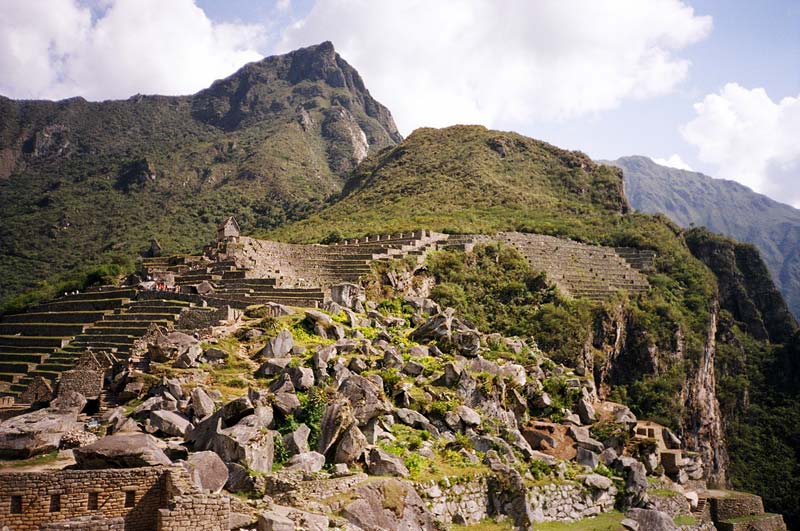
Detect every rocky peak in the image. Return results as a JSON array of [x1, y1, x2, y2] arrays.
[[192, 41, 401, 145]]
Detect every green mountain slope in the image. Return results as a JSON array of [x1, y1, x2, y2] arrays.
[[0, 41, 400, 305], [608, 155, 800, 319], [267, 125, 629, 242]]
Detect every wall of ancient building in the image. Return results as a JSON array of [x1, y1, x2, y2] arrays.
[[0, 468, 165, 531]]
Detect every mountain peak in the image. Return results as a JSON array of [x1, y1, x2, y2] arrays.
[[193, 42, 400, 142]]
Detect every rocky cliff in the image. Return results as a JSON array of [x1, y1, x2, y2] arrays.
[[0, 42, 399, 307]]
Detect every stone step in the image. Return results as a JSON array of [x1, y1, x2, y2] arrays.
[[102, 313, 176, 322], [71, 334, 136, 344], [0, 336, 71, 348], [0, 345, 57, 354], [29, 369, 66, 381], [1, 311, 110, 324], [35, 298, 131, 313], [84, 323, 150, 337], [0, 362, 35, 374], [0, 352, 48, 364], [0, 373, 18, 383], [66, 342, 131, 353], [0, 323, 87, 337], [52, 288, 138, 301], [215, 278, 278, 287], [84, 326, 150, 337]]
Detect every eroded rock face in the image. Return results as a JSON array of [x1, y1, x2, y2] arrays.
[[342, 479, 437, 531], [73, 433, 172, 468]]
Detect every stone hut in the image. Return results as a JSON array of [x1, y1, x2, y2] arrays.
[[216, 217, 240, 242]]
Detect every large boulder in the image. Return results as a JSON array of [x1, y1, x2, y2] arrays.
[[283, 424, 310, 456], [342, 478, 437, 531], [0, 397, 84, 458], [338, 374, 391, 426], [625, 509, 679, 531], [180, 451, 228, 493], [209, 417, 274, 473], [334, 424, 367, 464], [148, 331, 201, 363], [261, 329, 294, 358], [365, 447, 409, 477], [285, 451, 325, 473], [190, 387, 216, 421], [186, 396, 255, 449], [73, 433, 172, 468], [149, 410, 193, 437], [259, 505, 328, 531], [410, 308, 481, 356], [616, 456, 650, 508], [318, 398, 356, 457], [330, 283, 366, 311]]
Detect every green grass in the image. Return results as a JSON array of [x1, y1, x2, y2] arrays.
[[673, 515, 698, 526], [0, 451, 60, 469], [534, 511, 625, 530], [449, 519, 514, 531]]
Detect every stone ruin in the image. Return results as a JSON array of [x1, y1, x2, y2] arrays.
[[0, 466, 229, 531]]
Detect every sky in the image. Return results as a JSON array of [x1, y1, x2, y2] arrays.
[[1, 0, 798, 206]]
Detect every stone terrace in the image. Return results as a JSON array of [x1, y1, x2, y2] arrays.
[[498, 232, 650, 301], [143, 230, 653, 306], [0, 289, 216, 400]]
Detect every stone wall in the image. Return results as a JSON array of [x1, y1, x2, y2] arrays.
[[39, 515, 124, 530], [0, 467, 230, 531], [57, 369, 103, 399], [157, 494, 230, 531], [0, 468, 165, 531], [175, 306, 238, 331], [416, 475, 616, 526], [415, 476, 490, 525], [529, 481, 616, 522]]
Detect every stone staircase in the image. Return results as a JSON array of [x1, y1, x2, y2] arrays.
[[694, 490, 786, 531]]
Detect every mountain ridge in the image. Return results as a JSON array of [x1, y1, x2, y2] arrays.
[[607, 155, 800, 320]]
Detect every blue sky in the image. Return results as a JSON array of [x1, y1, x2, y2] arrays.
[[1, 0, 798, 204]]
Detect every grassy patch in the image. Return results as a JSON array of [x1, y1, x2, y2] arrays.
[[534, 511, 625, 530]]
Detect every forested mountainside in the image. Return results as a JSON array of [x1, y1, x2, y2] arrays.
[[0, 41, 399, 306], [609, 155, 800, 320]]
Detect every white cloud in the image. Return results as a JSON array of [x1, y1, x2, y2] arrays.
[[278, 0, 712, 134], [681, 83, 800, 206], [0, 0, 266, 100], [653, 154, 693, 171]]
